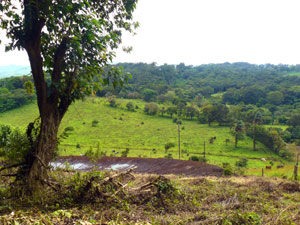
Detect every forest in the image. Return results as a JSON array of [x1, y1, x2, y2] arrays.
[[100, 62, 300, 147]]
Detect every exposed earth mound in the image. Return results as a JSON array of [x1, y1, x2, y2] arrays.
[[52, 156, 223, 177]]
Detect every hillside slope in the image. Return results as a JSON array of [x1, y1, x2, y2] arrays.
[[0, 97, 285, 171]]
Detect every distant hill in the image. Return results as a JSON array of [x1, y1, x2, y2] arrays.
[[0, 65, 31, 78]]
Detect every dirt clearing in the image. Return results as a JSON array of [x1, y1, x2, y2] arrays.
[[52, 156, 223, 177]]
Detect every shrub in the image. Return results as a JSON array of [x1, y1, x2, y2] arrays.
[[84, 147, 106, 160], [126, 102, 135, 112], [85, 147, 93, 157], [76, 144, 81, 148], [189, 155, 207, 163], [235, 158, 248, 168], [0, 125, 30, 164], [107, 95, 118, 107], [165, 153, 173, 159], [222, 211, 261, 225], [222, 162, 233, 176], [92, 120, 99, 127], [121, 148, 130, 157], [64, 126, 74, 132], [164, 142, 175, 153]]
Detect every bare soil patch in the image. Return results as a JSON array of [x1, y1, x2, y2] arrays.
[[53, 156, 223, 177]]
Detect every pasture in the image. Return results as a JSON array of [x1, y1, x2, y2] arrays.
[[0, 97, 294, 176]]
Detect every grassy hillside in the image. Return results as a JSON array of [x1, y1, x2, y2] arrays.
[[0, 97, 290, 174]]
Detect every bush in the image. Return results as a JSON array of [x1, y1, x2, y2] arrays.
[[0, 126, 30, 164], [107, 95, 118, 107], [126, 102, 135, 112], [189, 155, 207, 163], [92, 120, 99, 127], [121, 148, 130, 157], [64, 126, 74, 132], [222, 162, 233, 176], [76, 144, 81, 148], [165, 153, 173, 159], [235, 158, 248, 168], [85, 147, 107, 160], [164, 142, 175, 153], [222, 211, 261, 225]]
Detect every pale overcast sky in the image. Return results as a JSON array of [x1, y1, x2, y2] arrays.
[[1, 0, 300, 66]]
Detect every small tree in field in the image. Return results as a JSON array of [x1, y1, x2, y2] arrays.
[[253, 111, 263, 150], [164, 142, 175, 153], [231, 120, 245, 148], [0, 0, 138, 191]]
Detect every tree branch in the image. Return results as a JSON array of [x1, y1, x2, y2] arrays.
[[35, 155, 48, 169], [0, 174, 18, 177], [52, 36, 69, 83], [58, 66, 79, 116], [23, 0, 48, 112], [0, 163, 25, 172]]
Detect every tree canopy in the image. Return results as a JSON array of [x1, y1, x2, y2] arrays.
[[0, 0, 138, 191]]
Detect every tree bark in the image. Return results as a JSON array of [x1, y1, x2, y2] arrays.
[[19, 105, 62, 191]]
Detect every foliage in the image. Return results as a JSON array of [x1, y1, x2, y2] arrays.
[[189, 155, 207, 163], [222, 162, 233, 176], [246, 125, 285, 154], [64, 126, 74, 132], [289, 114, 300, 128], [92, 120, 99, 127], [202, 104, 230, 126], [144, 102, 160, 115], [126, 101, 135, 111], [235, 158, 248, 168], [164, 142, 175, 153], [107, 95, 118, 108], [0, 124, 30, 164], [0, 0, 138, 187], [231, 120, 245, 148], [222, 211, 261, 225], [165, 153, 173, 159], [121, 148, 130, 157]]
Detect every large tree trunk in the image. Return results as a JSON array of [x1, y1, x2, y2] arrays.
[[20, 106, 62, 191], [18, 2, 71, 192]]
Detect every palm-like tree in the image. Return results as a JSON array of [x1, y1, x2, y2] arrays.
[[253, 111, 263, 150]]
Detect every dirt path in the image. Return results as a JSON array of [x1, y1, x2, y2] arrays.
[[52, 156, 223, 177]]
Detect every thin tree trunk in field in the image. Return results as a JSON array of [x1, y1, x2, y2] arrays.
[[253, 123, 256, 151]]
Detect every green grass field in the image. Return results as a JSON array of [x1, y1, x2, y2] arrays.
[[0, 97, 295, 176]]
